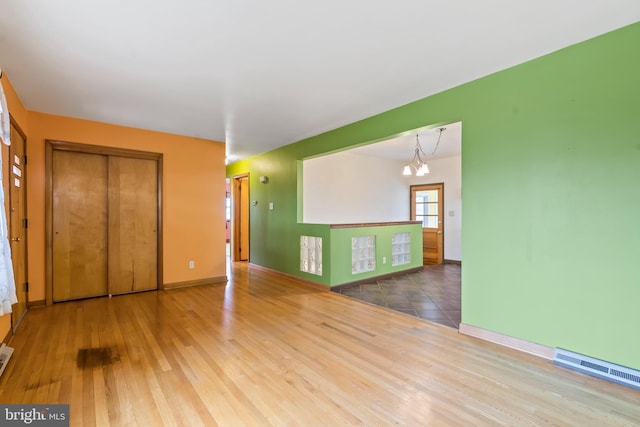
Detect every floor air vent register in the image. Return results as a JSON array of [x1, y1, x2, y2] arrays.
[[554, 348, 640, 390], [0, 343, 14, 378]]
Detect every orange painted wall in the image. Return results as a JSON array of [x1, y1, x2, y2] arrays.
[[26, 112, 227, 302], [1, 74, 28, 340]]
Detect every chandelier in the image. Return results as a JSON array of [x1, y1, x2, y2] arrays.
[[402, 127, 445, 176]]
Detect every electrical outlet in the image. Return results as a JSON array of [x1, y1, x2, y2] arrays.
[[188, 260, 195, 269], [383, 256, 387, 264]]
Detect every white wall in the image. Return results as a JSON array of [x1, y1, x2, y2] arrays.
[[303, 152, 462, 261], [303, 151, 408, 223]]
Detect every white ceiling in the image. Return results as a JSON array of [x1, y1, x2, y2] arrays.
[[350, 121, 461, 162], [0, 1, 638, 162]]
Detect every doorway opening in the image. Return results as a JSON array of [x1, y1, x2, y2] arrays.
[[232, 174, 249, 262], [411, 183, 444, 266], [321, 122, 461, 329]]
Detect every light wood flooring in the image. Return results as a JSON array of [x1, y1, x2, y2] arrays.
[[1, 262, 639, 426]]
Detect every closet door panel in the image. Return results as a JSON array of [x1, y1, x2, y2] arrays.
[[108, 156, 158, 294], [52, 151, 108, 301]]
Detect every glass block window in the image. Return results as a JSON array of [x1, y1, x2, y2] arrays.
[[391, 232, 411, 266], [300, 236, 322, 276], [352, 235, 376, 274]]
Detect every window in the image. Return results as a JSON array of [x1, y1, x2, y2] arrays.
[[414, 189, 439, 228], [391, 232, 411, 266], [352, 235, 376, 274], [300, 236, 322, 276]]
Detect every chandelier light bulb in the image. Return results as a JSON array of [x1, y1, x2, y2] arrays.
[[401, 128, 445, 176]]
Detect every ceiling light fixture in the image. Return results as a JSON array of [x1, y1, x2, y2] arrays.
[[402, 127, 446, 176]]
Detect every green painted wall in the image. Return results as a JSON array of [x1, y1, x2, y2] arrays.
[[227, 22, 640, 369], [329, 224, 423, 285]]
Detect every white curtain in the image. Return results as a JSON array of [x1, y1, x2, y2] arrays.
[[0, 77, 17, 315]]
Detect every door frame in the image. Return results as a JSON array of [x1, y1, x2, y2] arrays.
[[232, 173, 249, 262], [8, 116, 28, 331], [45, 140, 164, 304], [410, 182, 445, 265]]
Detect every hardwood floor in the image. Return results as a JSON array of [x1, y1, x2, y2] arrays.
[[2, 262, 639, 426]]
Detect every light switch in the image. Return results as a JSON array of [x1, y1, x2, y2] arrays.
[[269, 202, 274, 210]]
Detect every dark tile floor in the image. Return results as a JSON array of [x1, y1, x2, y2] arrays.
[[334, 264, 461, 328]]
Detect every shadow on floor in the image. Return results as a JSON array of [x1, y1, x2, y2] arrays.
[[333, 264, 461, 328]]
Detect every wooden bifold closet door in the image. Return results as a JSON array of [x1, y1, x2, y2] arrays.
[[108, 156, 158, 295], [49, 143, 161, 303]]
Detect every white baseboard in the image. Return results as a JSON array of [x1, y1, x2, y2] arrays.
[[459, 323, 554, 360]]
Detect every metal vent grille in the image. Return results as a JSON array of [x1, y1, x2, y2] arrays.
[[611, 369, 640, 384], [554, 348, 640, 390]]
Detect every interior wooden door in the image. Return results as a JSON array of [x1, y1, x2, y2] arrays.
[[411, 183, 444, 266], [52, 150, 109, 301], [8, 122, 28, 330], [108, 156, 158, 295], [233, 175, 249, 261]]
